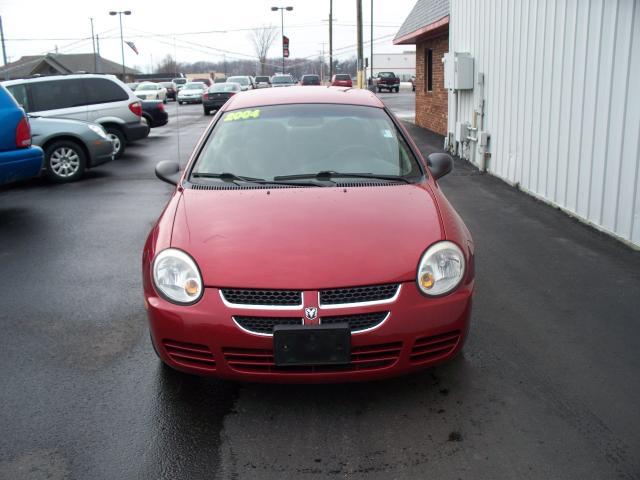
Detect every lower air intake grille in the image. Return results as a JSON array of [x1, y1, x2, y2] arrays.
[[320, 284, 399, 305], [163, 339, 216, 370], [221, 288, 301, 306], [223, 341, 402, 374], [321, 311, 388, 332], [410, 331, 460, 364], [234, 316, 303, 334]]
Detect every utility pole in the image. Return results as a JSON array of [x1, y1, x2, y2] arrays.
[[89, 18, 97, 73], [96, 34, 101, 73], [370, 0, 373, 87], [0, 16, 8, 66], [356, 0, 364, 88], [329, 0, 333, 80], [320, 43, 326, 84]]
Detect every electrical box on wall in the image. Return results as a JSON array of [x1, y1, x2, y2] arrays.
[[443, 52, 474, 90], [455, 122, 469, 142]]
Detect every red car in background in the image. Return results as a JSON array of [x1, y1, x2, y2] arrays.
[[331, 74, 353, 88], [144, 87, 474, 383]]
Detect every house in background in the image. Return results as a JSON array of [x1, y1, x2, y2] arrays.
[[0, 53, 139, 82], [394, 0, 449, 136], [395, 0, 640, 249]]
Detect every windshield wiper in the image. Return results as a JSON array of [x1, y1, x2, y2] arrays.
[[191, 172, 322, 187], [191, 172, 265, 183], [274, 171, 412, 184]]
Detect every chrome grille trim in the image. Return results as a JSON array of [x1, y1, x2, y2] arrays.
[[318, 284, 402, 309], [231, 312, 390, 336], [219, 290, 303, 310]]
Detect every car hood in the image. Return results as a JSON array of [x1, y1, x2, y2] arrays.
[[170, 184, 443, 289]]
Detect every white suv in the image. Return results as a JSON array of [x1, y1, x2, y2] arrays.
[[2, 74, 148, 158]]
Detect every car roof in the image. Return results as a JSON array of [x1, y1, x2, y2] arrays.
[[224, 86, 384, 110], [2, 73, 119, 86]]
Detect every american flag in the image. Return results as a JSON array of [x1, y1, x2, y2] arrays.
[[125, 41, 139, 55]]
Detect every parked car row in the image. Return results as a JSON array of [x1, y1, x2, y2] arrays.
[[1, 73, 169, 185]]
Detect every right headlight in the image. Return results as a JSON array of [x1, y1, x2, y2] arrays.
[[417, 241, 466, 296], [152, 248, 203, 304]]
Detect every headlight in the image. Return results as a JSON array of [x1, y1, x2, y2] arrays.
[[152, 248, 203, 304], [417, 241, 466, 296], [88, 124, 108, 139]]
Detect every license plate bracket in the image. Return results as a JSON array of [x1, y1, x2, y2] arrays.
[[273, 323, 351, 366]]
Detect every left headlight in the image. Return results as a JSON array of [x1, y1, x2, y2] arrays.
[[417, 241, 466, 296], [88, 124, 108, 139], [152, 248, 203, 304]]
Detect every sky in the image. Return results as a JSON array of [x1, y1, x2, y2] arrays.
[[0, 0, 417, 73]]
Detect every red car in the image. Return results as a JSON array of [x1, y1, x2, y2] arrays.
[[331, 74, 353, 88], [144, 87, 474, 383]]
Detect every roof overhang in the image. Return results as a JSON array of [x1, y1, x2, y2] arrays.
[[393, 15, 449, 45]]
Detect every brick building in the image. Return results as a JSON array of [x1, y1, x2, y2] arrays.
[[394, 0, 449, 136]]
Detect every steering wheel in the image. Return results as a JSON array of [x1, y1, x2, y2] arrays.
[[326, 144, 382, 168]]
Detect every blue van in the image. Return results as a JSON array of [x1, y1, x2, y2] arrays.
[[0, 84, 43, 185]]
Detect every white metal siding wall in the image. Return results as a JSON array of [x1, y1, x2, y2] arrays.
[[449, 0, 640, 247]]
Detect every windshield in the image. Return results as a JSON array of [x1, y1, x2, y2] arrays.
[[272, 76, 293, 84], [191, 104, 422, 182], [255, 76, 269, 83], [138, 84, 158, 91], [184, 83, 205, 90], [227, 77, 249, 85], [173, 78, 187, 84], [378, 72, 395, 78], [335, 74, 351, 81], [210, 83, 240, 92]]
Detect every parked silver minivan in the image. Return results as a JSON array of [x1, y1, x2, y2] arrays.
[[2, 74, 148, 158]]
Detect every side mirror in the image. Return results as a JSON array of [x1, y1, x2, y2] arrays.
[[155, 161, 181, 186], [427, 153, 453, 179]]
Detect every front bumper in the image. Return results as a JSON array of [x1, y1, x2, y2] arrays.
[[178, 96, 202, 103], [87, 139, 115, 168], [146, 282, 473, 383]]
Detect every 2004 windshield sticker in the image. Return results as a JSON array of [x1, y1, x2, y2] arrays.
[[224, 109, 261, 122]]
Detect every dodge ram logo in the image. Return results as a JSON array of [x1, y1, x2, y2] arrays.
[[304, 307, 318, 320]]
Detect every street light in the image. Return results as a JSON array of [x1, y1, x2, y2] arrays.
[[271, 6, 293, 74], [109, 10, 131, 80]]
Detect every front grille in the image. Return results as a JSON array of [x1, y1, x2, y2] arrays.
[[223, 341, 402, 374], [409, 331, 460, 364], [321, 311, 388, 332], [234, 316, 303, 334], [163, 339, 216, 370], [233, 312, 387, 335], [320, 284, 399, 305], [221, 288, 301, 306]]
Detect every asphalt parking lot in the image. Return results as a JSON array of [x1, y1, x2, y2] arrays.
[[1, 96, 639, 479]]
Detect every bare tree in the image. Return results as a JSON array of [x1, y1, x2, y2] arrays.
[[155, 54, 178, 74], [250, 25, 277, 75]]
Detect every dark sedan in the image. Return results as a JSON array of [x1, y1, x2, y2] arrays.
[[160, 82, 177, 101], [141, 100, 169, 128], [202, 82, 241, 115], [300, 74, 321, 86]]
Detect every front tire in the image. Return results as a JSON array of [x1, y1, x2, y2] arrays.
[[203, 107, 211, 115], [45, 140, 86, 183], [105, 126, 126, 159]]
